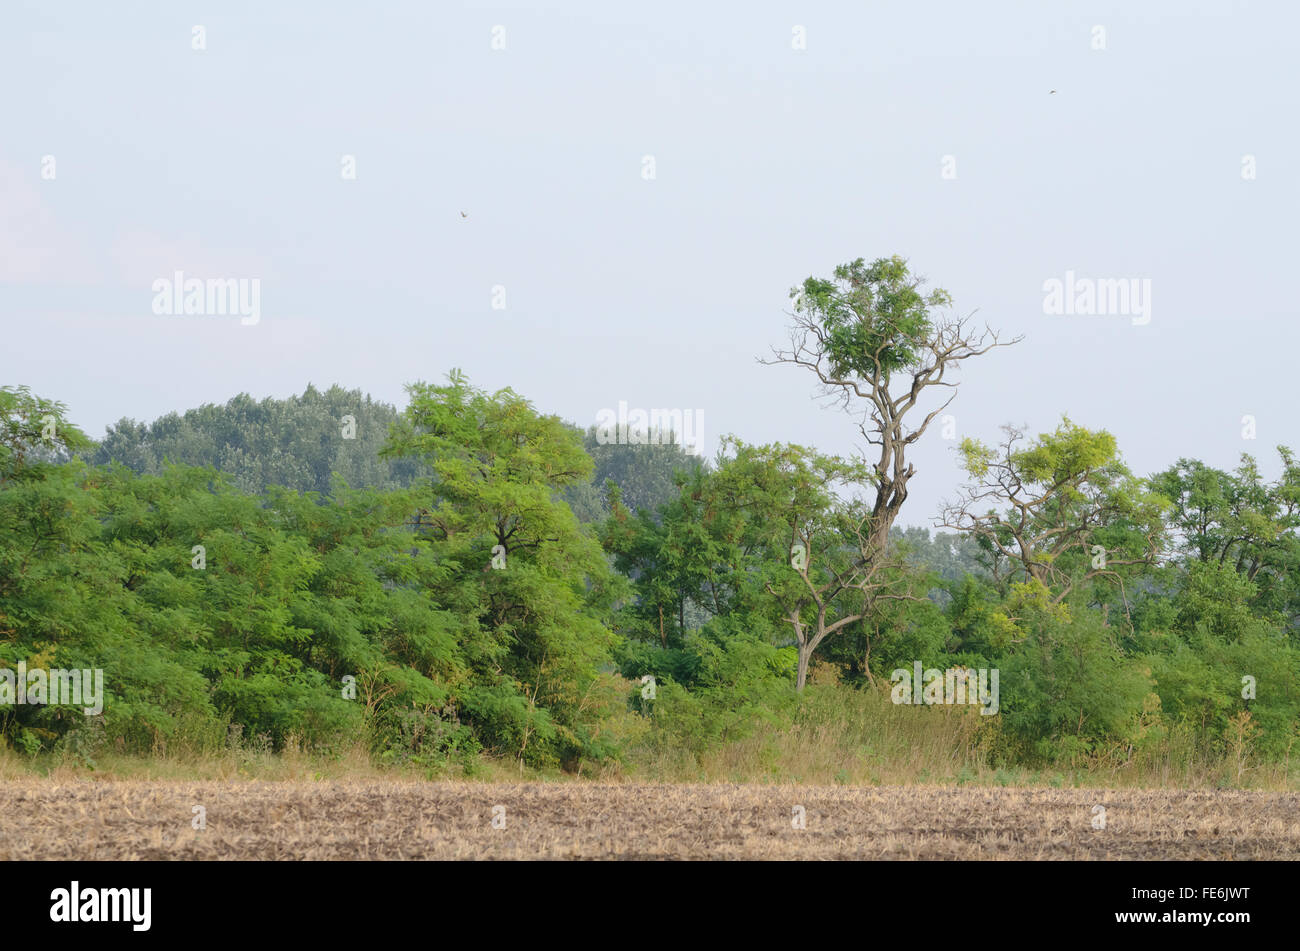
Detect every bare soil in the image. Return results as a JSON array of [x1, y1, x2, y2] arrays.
[[2, 781, 1297, 860]]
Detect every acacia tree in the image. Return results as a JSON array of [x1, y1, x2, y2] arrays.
[[761, 257, 1015, 680], [1151, 450, 1300, 621], [1152, 451, 1300, 577], [0, 385, 91, 483], [940, 418, 1168, 617], [381, 370, 622, 766], [765, 256, 1017, 555], [705, 439, 900, 690], [602, 437, 918, 690]]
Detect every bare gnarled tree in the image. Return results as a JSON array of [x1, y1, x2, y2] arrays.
[[761, 256, 1019, 686], [764, 255, 1019, 557]]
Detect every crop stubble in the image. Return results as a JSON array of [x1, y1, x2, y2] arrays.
[[1, 781, 1296, 860]]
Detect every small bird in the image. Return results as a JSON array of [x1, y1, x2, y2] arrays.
[[460, 211, 468, 218], [1049, 90, 1056, 95]]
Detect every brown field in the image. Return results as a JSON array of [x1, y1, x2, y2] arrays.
[[2, 781, 1299, 860]]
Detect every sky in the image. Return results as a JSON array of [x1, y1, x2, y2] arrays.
[[3, 0, 1297, 527]]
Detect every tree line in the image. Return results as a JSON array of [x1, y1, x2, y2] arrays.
[[2, 256, 1296, 774]]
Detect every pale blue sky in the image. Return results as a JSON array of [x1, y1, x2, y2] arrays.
[[3, 0, 1296, 524]]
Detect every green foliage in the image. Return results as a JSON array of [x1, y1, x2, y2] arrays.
[[1140, 562, 1300, 758], [1152, 450, 1300, 620], [996, 604, 1153, 764], [892, 526, 989, 587], [88, 384, 424, 496], [382, 371, 625, 767], [4, 374, 1297, 781], [629, 615, 798, 757], [1, 385, 93, 480], [948, 418, 1168, 603], [566, 426, 705, 522], [792, 256, 952, 380]]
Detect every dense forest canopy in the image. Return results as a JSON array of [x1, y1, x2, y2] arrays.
[[3, 258, 1297, 776]]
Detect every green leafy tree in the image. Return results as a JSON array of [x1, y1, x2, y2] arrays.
[[382, 371, 624, 767], [90, 384, 424, 496], [1152, 450, 1300, 622], [1, 385, 92, 481], [942, 418, 1168, 614], [996, 603, 1153, 764], [567, 425, 705, 523], [709, 439, 910, 690]]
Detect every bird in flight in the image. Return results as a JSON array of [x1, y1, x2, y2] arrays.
[[460, 211, 468, 218], [1049, 90, 1056, 95]]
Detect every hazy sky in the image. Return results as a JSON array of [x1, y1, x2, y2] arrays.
[[3, 1, 1296, 526]]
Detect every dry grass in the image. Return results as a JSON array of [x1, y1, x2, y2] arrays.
[[618, 683, 1300, 791], [2, 779, 1297, 859]]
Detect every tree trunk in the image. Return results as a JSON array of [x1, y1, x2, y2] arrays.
[[796, 644, 811, 692]]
